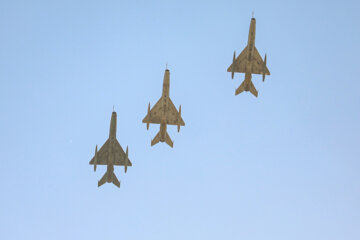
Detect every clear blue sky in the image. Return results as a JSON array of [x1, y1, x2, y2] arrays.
[[1, 0, 359, 239]]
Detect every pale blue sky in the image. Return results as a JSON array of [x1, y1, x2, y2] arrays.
[[1, 0, 360, 239]]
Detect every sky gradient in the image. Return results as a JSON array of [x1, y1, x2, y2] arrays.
[[1, 0, 360, 239]]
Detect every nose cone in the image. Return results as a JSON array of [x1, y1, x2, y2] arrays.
[[251, 18, 256, 26], [163, 69, 170, 84], [109, 111, 117, 138], [111, 112, 117, 123], [164, 69, 170, 78]]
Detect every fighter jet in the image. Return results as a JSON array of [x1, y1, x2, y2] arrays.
[[89, 111, 132, 188], [227, 16, 270, 97], [142, 68, 185, 147]]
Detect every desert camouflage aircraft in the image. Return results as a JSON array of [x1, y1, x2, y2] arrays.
[[227, 16, 270, 97], [142, 68, 185, 148], [89, 111, 131, 188]]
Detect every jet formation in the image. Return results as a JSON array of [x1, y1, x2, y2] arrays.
[[89, 111, 132, 188], [227, 16, 270, 97], [142, 68, 185, 148], [89, 15, 270, 188]]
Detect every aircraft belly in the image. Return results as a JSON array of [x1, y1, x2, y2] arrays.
[[145, 68, 183, 148], [231, 17, 267, 97], [91, 110, 131, 188]]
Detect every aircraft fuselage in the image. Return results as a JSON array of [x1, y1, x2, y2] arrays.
[[90, 111, 128, 188], [159, 122, 167, 142], [109, 112, 117, 138], [159, 70, 170, 142], [144, 68, 183, 148], [243, 73, 252, 92], [228, 16, 269, 98], [162, 70, 170, 98], [106, 164, 114, 182], [247, 18, 256, 62], [106, 112, 117, 183]]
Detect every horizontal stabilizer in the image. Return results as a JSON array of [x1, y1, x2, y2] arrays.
[[235, 80, 246, 96], [97, 171, 120, 188], [112, 173, 120, 188], [98, 172, 108, 187], [249, 81, 258, 97], [165, 132, 173, 148], [151, 131, 173, 147], [151, 132, 161, 146], [235, 79, 258, 97]]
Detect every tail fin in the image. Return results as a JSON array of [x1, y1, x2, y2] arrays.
[[151, 132, 161, 146], [165, 132, 173, 148]]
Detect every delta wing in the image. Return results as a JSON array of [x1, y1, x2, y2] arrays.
[[166, 99, 185, 126], [89, 140, 110, 165], [251, 47, 270, 75], [89, 140, 132, 166], [227, 46, 248, 73], [142, 98, 163, 124]]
